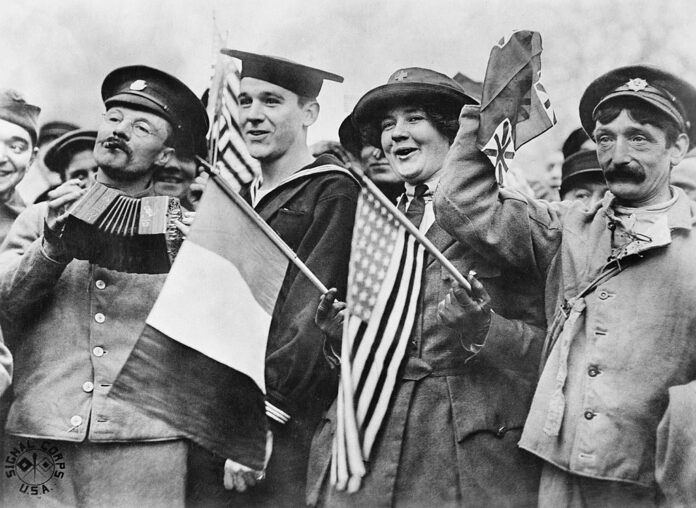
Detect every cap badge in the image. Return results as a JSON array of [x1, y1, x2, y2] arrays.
[[625, 78, 648, 92], [129, 80, 148, 91], [394, 70, 408, 82]]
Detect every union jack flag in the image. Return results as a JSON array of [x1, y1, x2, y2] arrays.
[[477, 30, 557, 185], [332, 185, 425, 492]]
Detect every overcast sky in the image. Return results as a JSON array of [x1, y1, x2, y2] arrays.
[[3, 0, 696, 172]]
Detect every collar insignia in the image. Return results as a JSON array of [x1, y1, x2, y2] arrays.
[[625, 78, 648, 92], [129, 80, 148, 91]]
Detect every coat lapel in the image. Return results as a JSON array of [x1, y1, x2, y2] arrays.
[[424, 221, 456, 268]]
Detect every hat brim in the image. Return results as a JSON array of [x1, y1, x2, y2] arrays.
[[560, 168, 605, 197], [354, 82, 475, 125], [580, 65, 696, 149]]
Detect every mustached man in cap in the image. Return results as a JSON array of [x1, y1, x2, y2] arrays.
[[0, 90, 40, 245], [185, 50, 360, 507], [0, 65, 207, 507], [435, 64, 696, 505]]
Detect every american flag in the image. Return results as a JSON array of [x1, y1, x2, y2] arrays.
[[332, 185, 425, 492], [207, 50, 260, 190]]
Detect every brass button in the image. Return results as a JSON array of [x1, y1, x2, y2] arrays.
[[70, 415, 83, 427], [588, 366, 600, 377], [95, 280, 106, 290], [93, 346, 105, 357], [94, 313, 105, 323], [82, 381, 94, 393], [584, 410, 596, 420]]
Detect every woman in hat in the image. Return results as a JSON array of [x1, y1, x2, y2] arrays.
[[308, 68, 545, 507]]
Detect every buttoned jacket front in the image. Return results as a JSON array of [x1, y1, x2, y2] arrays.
[[0, 197, 179, 443], [435, 116, 696, 488]]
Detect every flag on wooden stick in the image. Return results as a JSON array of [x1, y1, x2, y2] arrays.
[[331, 183, 426, 492], [207, 46, 260, 189], [477, 30, 557, 185]]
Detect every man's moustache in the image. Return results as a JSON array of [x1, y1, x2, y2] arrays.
[[102, 137, 131, 155], [604, 165, 645, 182]]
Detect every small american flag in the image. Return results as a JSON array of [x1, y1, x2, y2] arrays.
[[332, 185, 425, 492], [207, 50, 260, 190]]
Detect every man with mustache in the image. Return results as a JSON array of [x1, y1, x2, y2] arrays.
[[187, 50, 359, 508], [0, 90, 40, 245], [0, 65, 208, 507], [435, 65, 696, 505]]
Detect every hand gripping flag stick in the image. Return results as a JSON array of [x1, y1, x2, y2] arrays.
[[197, 156, 329, 295], [350, 167, 471, 293]]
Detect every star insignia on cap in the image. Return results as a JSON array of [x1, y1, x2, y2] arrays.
[[394, 70, 408, 81], [625, 78, 648, 92], [129, 80, 148, 91]]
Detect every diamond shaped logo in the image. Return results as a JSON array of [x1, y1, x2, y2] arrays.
[[17, 457, 32, 472]]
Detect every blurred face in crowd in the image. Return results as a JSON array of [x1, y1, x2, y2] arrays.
[[0, 118, 35, 199], [594, 109, 688, 207], [239, 77, 317, 163], [359, 145, 400, 185], [64, 149, 98, 186], [380, 105, 450, 185], [153, 155, 197, 200], [545, 151, 563, 192], [561, 177, 607, 208], [94, 106, 173, 182]]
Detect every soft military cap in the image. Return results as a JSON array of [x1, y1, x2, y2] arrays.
[[43, 129, 97, 175], [37, 121, 79, 147], [0, 89, 41, 146], [221, 49, 343, 98], [560, 149, 604, 197], [580, 65, 696, 149], [101, 65, 209, 157]]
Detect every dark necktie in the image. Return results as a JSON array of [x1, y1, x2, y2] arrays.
[[404, 184, 428, 228]]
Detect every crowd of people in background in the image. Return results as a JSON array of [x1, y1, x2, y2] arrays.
[[0, 42, 695, 508]]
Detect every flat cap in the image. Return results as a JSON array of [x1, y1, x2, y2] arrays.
[[37, 121, 79, 147], [0, 89, 41, 146], [560, 149, 604, 197], [580, 65, 696, 149], [102, 65, 209, 158], [221, 49, 343, 98], [44, 129, 97, 175]]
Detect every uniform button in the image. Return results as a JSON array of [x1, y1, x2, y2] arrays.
[[82, 381, 94, 393], [598, 290, 609, 300], [495, 426, 508, 438], [588, 366, 600, 377], [70, 415, 83, 427], [95, 280, 106, 290], [584, 410, 596, 420], [93, 346, 105, 357], [94, 313, 105, 323]]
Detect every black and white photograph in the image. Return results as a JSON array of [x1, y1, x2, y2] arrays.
[[0, 0, 695, 506]]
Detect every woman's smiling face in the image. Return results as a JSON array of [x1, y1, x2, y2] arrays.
[[380, 105, 450, 185]]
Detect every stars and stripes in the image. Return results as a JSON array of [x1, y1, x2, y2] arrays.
[[207, 51, 260, 190], [332, 186, 425, 492]]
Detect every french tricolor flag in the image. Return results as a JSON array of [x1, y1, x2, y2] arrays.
[[109, 168, 287, 470]]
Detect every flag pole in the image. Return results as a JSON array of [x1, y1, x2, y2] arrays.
[[196, 157, 329, 295], [351, 168, 471, 292]]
